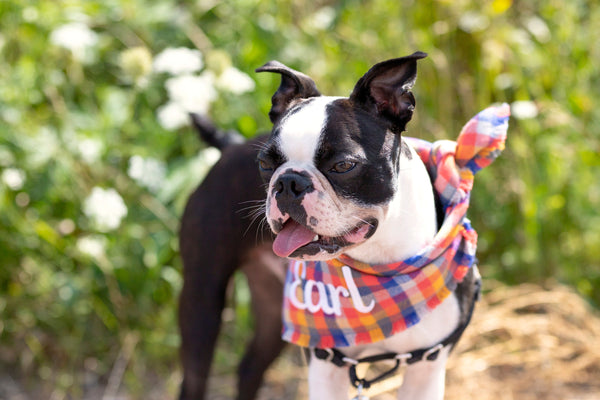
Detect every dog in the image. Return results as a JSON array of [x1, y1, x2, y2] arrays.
[[178, 114, 285, 400], [179, 52, 507, 399]]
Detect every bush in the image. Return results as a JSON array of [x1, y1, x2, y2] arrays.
[[0, 0, 598, 396]]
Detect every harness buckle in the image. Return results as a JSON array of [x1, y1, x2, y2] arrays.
[[422, 343, 444, 361]]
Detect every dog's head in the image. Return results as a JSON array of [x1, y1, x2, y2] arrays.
[[256, 52, 427, 260]]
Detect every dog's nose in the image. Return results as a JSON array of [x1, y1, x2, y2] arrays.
[[273, 172, 313, 200]]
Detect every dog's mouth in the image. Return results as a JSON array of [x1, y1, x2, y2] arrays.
[[272, 218, 378, 259]]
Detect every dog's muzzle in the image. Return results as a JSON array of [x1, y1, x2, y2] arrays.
[[267, 168, 378, 259]]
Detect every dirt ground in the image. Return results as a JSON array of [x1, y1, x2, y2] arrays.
[[1, 282, 599, 399], [208, 282, 600, 400]]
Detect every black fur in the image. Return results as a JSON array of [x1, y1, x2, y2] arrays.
[[178, 134, 286, 400], [189, 112, 245, 150]]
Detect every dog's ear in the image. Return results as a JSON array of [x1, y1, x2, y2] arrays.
[[350, 51, 427, 133], [256, 61, 321, 124]]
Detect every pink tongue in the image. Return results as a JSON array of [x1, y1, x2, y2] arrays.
[[272, 220, 316, 258]]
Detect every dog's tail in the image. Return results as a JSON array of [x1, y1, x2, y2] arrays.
[[189, 112, 246, 150]]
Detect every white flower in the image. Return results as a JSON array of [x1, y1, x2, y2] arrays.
[[306, 7, 336, 31], [153, 47, 203, 75], [76, 236, 106, 259], [510, 29, 534, 51], [83, 187, 128, 231], [128, 155, 167, 192], [525, 16, 551, 43], [161, 266, 182, 289], [258, 14, 276, 31], [22, 7, 39, 23], [494, 73, 514, 90], [156, 101, 189, 130], [432, 21, 450, 36], [458, 11, 489, 33], [217, 66, 256, 94], [2, 168, 26, 190], [120, 46, 153, 85], [511, 100, 538, 120], [157, 72, 218, 130], [77, 138, 103, 164], [25, 127, 59, 168], [199, 147, 221, 169], [156, 72, 217, 131], [166, 72, 217, 112], [58, 219, 76, 235], [50, 22, 98, 61]]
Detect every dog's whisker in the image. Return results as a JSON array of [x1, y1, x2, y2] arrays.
[[245, 208, 267, 229], [238, 199, 265, 205], [350, 216, 375, 227], [240, 211, 265, 226], [256, 216, 271, 245], [246, 213, 265, 232], [243, 215, 262, 238], [250, 142, 270, 152], [237, 205, 267, 219], [236, 201, 266, 216], [249, 212, 270, 245], [236, 204, 261, 214], [239, 200, 269, 239], [237, 199, 266, 210]]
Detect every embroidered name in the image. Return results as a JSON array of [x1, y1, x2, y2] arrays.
[[287, 261, 375, 315]]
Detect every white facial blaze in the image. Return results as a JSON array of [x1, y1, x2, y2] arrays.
[[277, 96, 340, 163]]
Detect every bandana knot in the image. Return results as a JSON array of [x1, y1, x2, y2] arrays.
[[281, 104, 510, 348]]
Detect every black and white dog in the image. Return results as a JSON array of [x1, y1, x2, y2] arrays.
[[179, 52, 480, 400]]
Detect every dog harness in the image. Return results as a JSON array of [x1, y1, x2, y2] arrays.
[[281, 104, 510, 350]]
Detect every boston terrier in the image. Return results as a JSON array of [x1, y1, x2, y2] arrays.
[[179, 52, 505, 400]]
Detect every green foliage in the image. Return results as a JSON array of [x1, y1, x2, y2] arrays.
[[0, 0, 599, 396]]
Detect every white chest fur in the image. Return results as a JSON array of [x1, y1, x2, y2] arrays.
[[345, 143, 438, 265]]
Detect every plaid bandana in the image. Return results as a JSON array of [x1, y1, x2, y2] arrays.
[[281, 104, 510, 348]]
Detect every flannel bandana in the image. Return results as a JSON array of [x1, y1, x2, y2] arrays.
[[281, 104, 510, 348]]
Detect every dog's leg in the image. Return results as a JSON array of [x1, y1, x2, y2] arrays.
[[308, 358, 351, 400], [236, 248, 287, 400], [395, 346, 450, 400], [178, 258, 235, 400], [178, 273, 231, 399], [178, 184, 243, 400]]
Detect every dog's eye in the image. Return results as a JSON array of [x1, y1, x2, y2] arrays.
[[258, 159, 273, 171], [331, 161, 356, 174]]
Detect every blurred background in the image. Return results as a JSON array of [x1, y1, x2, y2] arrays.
[[1, 0, 599, 399]]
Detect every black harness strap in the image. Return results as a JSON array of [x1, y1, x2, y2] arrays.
[[314, 278, 481, 389]]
